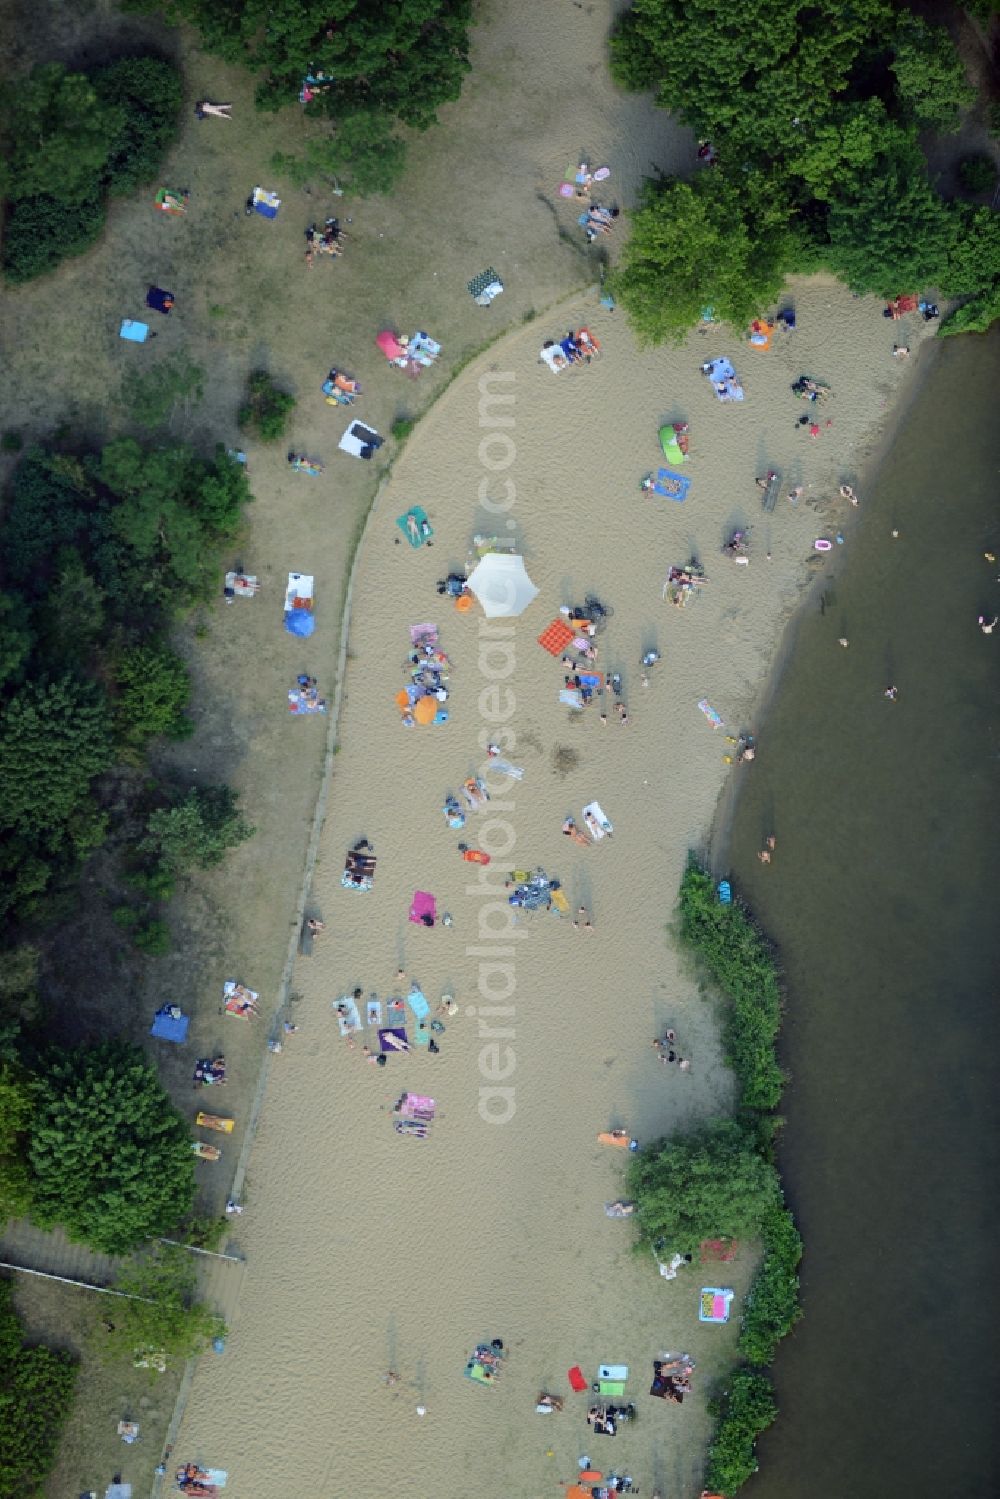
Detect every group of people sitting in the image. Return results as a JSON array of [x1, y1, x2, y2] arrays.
[[305, 218, 347, 267], [588, 1401, 637, 1435], [791, 375, 830, 402], [540, 327, 602, 371], [583, 204, 619, 241], [175, 1464, 220, 1497], [650, 1354, 695, 1403], [342, 838, 376, 890], [193, 1056, 226, 1086]]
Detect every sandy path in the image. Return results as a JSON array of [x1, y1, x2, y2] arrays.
[[172, 279, 930, 1497]]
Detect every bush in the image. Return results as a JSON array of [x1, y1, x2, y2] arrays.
[[238, 371, 296, 441], [0, 434, 22, 453], [0, 678, 113, 838], [628, 1119, 783, 1256], [739, 1205, 803, 1366], [677, 861, 784, 1113], [141, 785, 254, 872], [958, 154, 996, 195], [115, 643, 192, 750], [28, 1041, 195, 1253], [391, 416, 416, 442], [2, 191, 106, 284], [705, 1368, 778, 1496], [0, 1281, 78, 1499], [92, 57, 183, 196], [103, 1246, 224, 1367], [132, 919, 172, 956]]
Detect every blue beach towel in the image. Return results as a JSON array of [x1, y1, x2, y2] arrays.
[[407, 987, 430, 1021]]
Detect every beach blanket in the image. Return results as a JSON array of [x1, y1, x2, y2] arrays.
[[567, 1365, 588, 1392], [699, 1287, 735, 1323], [406, 987, 430, 1021], [599, 1364, 628, 1381], [288, 687, 326, 714], [703, 356, 745, 402], [648, 468, 691, 503], [409, 891, 437, 926], [394, 1118, 429, 1137], [150, 1006, 189, 1043], [338, 421, 383, 458], [396, 506, 433, 548], [411, 1022, 430, 1047], [119, 319, 150, 343], [560, 688, 583, 710], [760, 471, 782, 512], [599, 1380, 626, 1397], [397, 1091, 435, 1119], [409, 622, 438, 645], [538, 618, 576, 656], [252, 187, 280, 218], [223, 980, 259, 1019], [334, 994, 362, 1035], [155, 188, 187, 215], [698, 698, 724, 729], [342, 842, 375, 890], [469, 267, 504, 304], [379, 1026, 409, 1054], [583, 800, 613, 839], [284, 573, 315, 638], [366, 999, 383, 1027], [540, 343, 569, 373]]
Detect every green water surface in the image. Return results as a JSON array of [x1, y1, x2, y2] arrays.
[[725, 328, 1000, 1498]]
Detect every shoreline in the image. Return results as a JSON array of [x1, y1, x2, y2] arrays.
[[167, 275, 942, 1498], [709, 326, 947, 875]]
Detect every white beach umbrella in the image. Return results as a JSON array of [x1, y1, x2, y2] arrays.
[[466, 552, 539, 618]]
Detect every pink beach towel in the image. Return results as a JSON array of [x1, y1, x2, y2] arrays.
[[409, 891, 437, 925]]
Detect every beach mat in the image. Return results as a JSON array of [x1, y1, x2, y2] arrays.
[[583, 800, 613, 838], [538, 619, 575, 656], [366, 999, 382, 1027], [699, 1287, 735, 1323], [406, 988, 430, 1021], [396, 505, 433, 548], [599, 1380, 626, 1397], [599, 1364, 628, 1381], [567, 1365, 588, 1392], [409, 891, 437, 925], [651, 467, 691, 503], [378, 1027, 409, 1053]]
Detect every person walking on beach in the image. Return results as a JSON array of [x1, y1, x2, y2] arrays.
[[884, 684, 898, 700]]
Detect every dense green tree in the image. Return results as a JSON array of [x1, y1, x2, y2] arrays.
[[824, 141, 957, 295], [92, 57, 183, 195], [739, 1206, 803, 1367], [0, 64, 120, 203], [33, 553, 106, 673], [0, 595, 33, 689], [141, 786, 254, 872], [939, 204, 1000, 297], [28, 1042, 194, 1253], [97, 441, 250, 604], [611, 0, 891, 164], [0, 1066, 34, 1220], [608, 172, 795, 343], [0, 679, 112, 838], [145, 0, 472, 121], [104, 1246, 225, 1366], [628, 1119, 783, 1255], [2, 452, 99, 597], [1, 192, 107, 283], [890, 15, 974, 133], [115, 643, 192, 750], [0, 1281, 78, 1499]]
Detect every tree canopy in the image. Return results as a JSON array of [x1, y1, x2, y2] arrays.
[[627, 1119, 782, 1256], [28, 1042, 195, 1254], [141, 786, 254, 872], [1, 58, 181, 282], [610, 0, 996, 338], [134, 0, 473, 192]]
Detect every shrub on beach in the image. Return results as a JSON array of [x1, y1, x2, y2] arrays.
[[101, 1245, 224, 1367], [238, 371, 297, 442], [705, 1368, 778, 1496], [739, 1205, 803, 1366]]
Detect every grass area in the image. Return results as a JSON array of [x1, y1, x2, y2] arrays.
[[6, 1273, 182, 1496]]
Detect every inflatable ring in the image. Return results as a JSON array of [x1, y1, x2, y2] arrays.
[[814, 539, 832, 552], [455, 593, 473, 612]]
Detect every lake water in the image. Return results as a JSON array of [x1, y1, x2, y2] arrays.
[[723, 328, 1000, 1498]]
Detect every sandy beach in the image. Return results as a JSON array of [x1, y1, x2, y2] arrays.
[[169, 277, 931, 1497], [0, 3, 943, 1494]]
